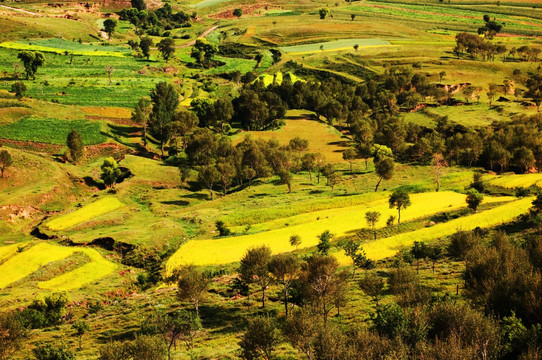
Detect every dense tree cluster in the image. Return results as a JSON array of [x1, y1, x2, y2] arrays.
[[119, 2, 192, 37]]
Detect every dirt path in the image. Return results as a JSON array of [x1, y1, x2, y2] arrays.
[[175, 25, 218, 48], [0, 4, 42, 16]]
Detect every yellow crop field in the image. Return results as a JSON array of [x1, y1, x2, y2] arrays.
[[335, 197, 534, 264], [166, 191, 513, 271], [0, 244, 19, 263], [488, 173, 542, 189], [38, 248, 117, 291], [0, 41, 129, 57], [46, 197, 124, 231], [0, 243, 75, 289], [0, 243, 117, 290]]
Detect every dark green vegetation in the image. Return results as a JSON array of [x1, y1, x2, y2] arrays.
[[2, 0, 542, 358]]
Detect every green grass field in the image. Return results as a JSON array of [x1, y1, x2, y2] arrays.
[[46, 196, 125, 231], [166, 191, 512, 270], [0, 117, 105, 145], [279, 38, 392, 54]]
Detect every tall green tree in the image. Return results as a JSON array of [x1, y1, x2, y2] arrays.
[[268, 254, 299, 316], [190, 39, 218, 68], [66, 129, 83, 163], [17, 51, 45, 79], [239, 245, 272, 307], [157, 38, 175, 62], [365, 211, 381, 240], [239, 317, 280, 360], [132, 97, 152, 147], [149, 82, 179, 156], [466, 189, 483, 212], [374, 157, 394, 192], [176, 265, 210, 318], [103, 18, 118, 39], [10, 81, 26, 100], [0, 150, 13, 178], [317, 230, 333, 255], [72, 320, 90, 350], [388, 189, 411, 224], [197, 164, 220, 200], [140, 37, 153, 60]]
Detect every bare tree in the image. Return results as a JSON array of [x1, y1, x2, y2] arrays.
[[105, 66, 114, 89]]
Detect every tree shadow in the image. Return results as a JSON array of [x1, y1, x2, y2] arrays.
[[160, 200, 190, 206]]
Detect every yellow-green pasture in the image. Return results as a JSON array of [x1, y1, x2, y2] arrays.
[[488, 173, 542, 189], [336, 196, 534, 264], [166, 191, 513, 271], [0, 242, 117, 290], [46, 196, 124, 231]]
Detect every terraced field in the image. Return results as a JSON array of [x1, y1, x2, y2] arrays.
[[279, 38, 392, 55], [0, 243, 116, 290], [488, 173, 542, 189], [166, 191, 514, 270], [46, 196, 125, 231]]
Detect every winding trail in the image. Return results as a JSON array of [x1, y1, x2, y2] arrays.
[[176, 25, 218, 48], [0, 4, 42, 16]]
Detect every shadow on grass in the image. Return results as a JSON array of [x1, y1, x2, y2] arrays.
[[161, 200, 190, 206]]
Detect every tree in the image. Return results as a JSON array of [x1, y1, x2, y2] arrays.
[[365, 211, 381, 240], [268, 254, 299, 316], [33, 344, 75, 360], [131, 0, 146, 10], [72, 320, 90, 350], [388, 189, 411, 224], [157, 38, 175, 62], [290, 234, 301, 250], [283, 308, 319, 360], [359, 273, 385, 307], [142, 309, 201, 360], [217, 159, 236, 196], [319, 8, 329, 19], [233, 8, 242, 18], [351, 14, 356, 21], [342, 147, 356, 173], [100, 157, 122, 188], [176, 265, 210, 318], [239, 317, 281, 360], [432, 152, 447, 192], [105, 66, 114, 89], [0, 150, 13, 178], [374, 157, 394, 192], [466, 189, 483, 212], [98, 336, 166, 360], [439, 71, 446, 82], [198, 164, 220, 200], [303, 254, 349, 323], [190, 39, 218, 68], [171, 109, 198, 150], [149, 82, 179, 156], [317, 230, 333, 255], [239, 246, 272, 307], [10, 81, 26, 100], [0, 312, 25, 360], [140, 37, 153, 60], [103, 18, 117, 39], [66, 129, 83, 163], [410, 241, 428, 274], [17, 51, 45, 79], [353, 43, 359, 51], [132, 97, 152, 147], [426, 245, 443, 273]]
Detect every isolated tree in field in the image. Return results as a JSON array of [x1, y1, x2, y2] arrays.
[[66, 129, 84, 163], [0, 150, 13, 178], [132, 97, 152, 147], [343, 147, 356, 173], [351, 14, 356, 21], [149, 82, 179, 156], [233, 8, 242, 18], [239, 317, 280, 360], [341, 239, 362, 274], [0, 311, 25, 360], [103, 18, 117, 39], [374, 157, 394, 192], [17, 51, 45, 79], [432, 152, 447, 192], [176, 265, 210, 318], [10, 81, 26, 100], [426, 245, 443, 273], [327, 171, 342, 191], [157, 38, 175, 62], [289, 234, 301, 250], [239, 246, 272, 308], [353, 44, 359, 52], [140, 36, 153, 60], [439, 71, 446, 82], [72, 320, 89, 350], [198, 164, 220, 200], [365, 211, 381, 240], [268, 253, 299, 316], [466, 189, 483, 212], [100, 157, 122, 188], [104, 66, 114, 89], [388, 189, 411, 224], [301, 153, 317, 181], [358, 273, 385, 307], [319, 8, 329, 19], [317, 230, 333, 255]]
